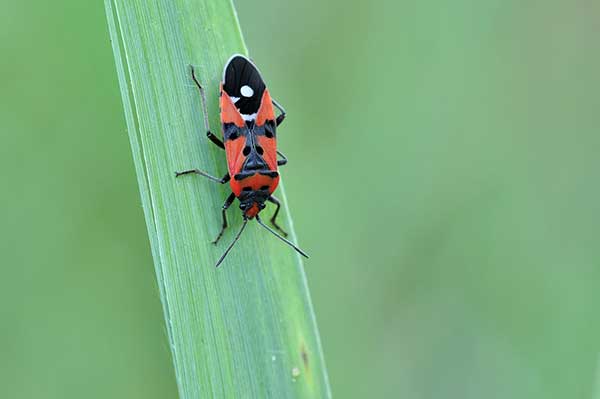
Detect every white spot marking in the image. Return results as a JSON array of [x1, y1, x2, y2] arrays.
[[241, 85, 254, 97], [241, 113, 257, 121], [230, 96, 240, 104]]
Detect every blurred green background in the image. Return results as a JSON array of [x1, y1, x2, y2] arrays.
[[2, 0, 599, 398]]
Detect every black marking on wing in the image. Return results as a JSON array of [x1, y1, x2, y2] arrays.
[[240, 127, 268, 171], [263, 120, 276, 138], [223, 55, 266, 116], [223, 123, 243, 141]]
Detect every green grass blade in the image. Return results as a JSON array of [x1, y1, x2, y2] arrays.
[[104, 0, 331, 397]]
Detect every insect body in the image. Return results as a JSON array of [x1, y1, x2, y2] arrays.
[[176, 55, 308, 267]]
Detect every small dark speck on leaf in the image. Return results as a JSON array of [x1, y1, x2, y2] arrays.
[[301, 343, 309, 369]]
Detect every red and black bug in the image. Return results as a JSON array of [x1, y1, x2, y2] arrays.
[[176, 55, 309, 267]]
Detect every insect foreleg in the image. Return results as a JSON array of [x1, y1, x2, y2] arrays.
[[267, 195, 288, 237], [213, 192, 236, 244]]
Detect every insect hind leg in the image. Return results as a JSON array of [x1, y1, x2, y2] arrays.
[[272, 98, 286, 127], [189, 65, 224, 150], [276, 150, 288, 166]]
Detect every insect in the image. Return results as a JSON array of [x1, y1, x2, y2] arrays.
[[176, 54, 309, 267]]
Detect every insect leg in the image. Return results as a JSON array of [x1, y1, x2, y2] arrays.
[[272, 98, 286, 127], [190, 65, 225, 150], [213, 192, 236, 244], [175, 170, 230, 184], [206, 132, 224, 149], [267, 195, 288, 237], [276, 150, 288, 167]]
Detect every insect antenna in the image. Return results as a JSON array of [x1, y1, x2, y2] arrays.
[[215, 218, 249, 267], [255, 215, 309, 259]]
